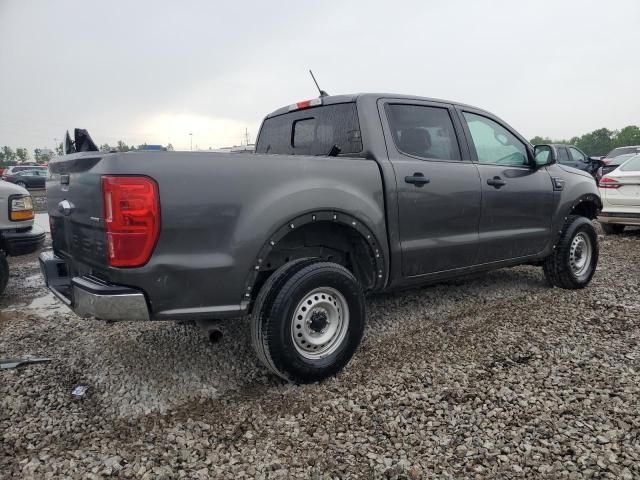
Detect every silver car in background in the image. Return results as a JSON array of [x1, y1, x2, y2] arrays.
[[598, 154, 640, 234]]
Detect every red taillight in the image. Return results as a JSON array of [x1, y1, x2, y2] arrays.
[[599, 176, 620, 189], [288, 98, 322, 111], [101, 176, 160, 267]]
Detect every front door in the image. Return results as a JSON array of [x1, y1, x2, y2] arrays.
[[382, 101, 482, 277], [459, 110, 555, 263]]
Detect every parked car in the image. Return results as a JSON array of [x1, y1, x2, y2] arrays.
[[535, 144, 602, 178], [600, 153, 636, 177], [2, 165, 48, 181], [40, 94, 602, 383], [4, 169, 47, 189], [598, 154, 640, 234], [0, 182, 46, 294], [602, 145, 640, 163]]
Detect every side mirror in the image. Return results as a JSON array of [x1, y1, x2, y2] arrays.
[[533, 145, 554, 168]]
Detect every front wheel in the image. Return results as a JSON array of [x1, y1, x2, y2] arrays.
[[543, 215, 598, 289], [252, 260, 366, 383], [16, 181, 27, 188], [601, 223, 625, 235]]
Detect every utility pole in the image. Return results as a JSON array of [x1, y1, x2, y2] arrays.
[[189, 133, 193, 151], [244, 128, 250, 146]]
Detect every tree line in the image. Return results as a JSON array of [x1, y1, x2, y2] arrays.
[[2, 126, 639, 165], [0, 142, 174, 167], [530, 125, 640, 157]]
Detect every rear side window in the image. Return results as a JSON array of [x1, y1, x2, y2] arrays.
[[256, 103, 362, 156], [386, 104, 461, 161]]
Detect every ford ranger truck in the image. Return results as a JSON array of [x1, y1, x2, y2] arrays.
[[40, 94, 602, 383]]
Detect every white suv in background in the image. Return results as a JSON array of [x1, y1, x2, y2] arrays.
[[598, 154, 640, 234]]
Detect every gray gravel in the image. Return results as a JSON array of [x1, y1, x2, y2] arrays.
[[1, 225, 640, 479]]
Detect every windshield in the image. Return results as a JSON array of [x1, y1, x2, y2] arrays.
[[256, 103, 362, 156], [620, 154, 640, 172]]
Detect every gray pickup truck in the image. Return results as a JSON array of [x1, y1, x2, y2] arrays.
[[40, 93, 601, 383]]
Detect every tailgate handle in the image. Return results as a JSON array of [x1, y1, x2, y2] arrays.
[[58, 200, 75, 216]]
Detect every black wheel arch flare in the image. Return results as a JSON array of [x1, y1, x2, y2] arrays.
[[552, 193, 602, 248], [242, 210, 386, 303]]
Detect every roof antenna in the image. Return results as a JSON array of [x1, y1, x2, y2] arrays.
[[309, 69, 329, 97]]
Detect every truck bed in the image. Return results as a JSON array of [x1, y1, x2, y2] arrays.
[[46, 151, 386, 319]]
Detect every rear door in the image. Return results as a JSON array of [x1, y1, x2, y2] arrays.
[[458, 108, 554, 263], [380, 100, 481, 276]]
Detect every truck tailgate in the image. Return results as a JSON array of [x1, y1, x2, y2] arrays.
[[48, 153, 109, 273]]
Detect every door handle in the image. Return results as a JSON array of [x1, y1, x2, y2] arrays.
[[405, 172, 430, 186], [487, 176, 506, 188]]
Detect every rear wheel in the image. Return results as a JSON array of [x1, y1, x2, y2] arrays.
[[601, 223, 625, 235], [543, 215, 598, 289], [252, 260, 365, 383]]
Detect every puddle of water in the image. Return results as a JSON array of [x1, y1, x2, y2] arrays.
[[25, 292, 70, 319]]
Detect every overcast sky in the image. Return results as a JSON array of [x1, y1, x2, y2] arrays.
[[1, 0, 638, 151]]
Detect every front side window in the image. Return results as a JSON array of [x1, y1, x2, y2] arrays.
[[463, 112, 528, 166], [569, 147, 585, 162], [557, 147, 570, 164], [386, 104, 461, 161]]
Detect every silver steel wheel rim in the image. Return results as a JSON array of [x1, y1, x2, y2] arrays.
[[569, 232, 592, 277], [291, 287, 350, 360]]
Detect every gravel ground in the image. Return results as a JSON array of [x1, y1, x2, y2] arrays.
[[1, 225, 639, 479]]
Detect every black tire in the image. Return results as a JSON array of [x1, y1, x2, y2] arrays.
[[251, 258, 321, 370], [0, 254, 8, 295], [601, 223, 625, 235], [16, 181, 27, 189], [252, 260, 366, 383], [543, 215, 598, 289]]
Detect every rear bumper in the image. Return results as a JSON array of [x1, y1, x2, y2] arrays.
[[3, 225, 46, 256], [598, 211, 640, 226], [38, 250, 150, 321]]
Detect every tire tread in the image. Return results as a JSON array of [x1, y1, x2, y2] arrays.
[[543, 215, 598, 290]]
